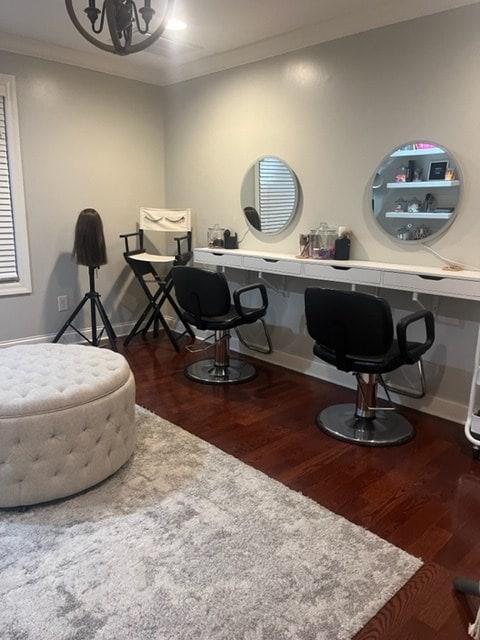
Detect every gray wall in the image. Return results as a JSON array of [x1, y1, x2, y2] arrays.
[[163, 5, 480, 261], [1, 5, 479, 423], [0, 51, 165, 343], [162, 5, 480, 423]]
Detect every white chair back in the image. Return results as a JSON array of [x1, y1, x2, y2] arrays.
[[140, 208, 191, 233]]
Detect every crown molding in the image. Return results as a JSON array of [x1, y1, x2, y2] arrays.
[[0, 0, 478, 87]]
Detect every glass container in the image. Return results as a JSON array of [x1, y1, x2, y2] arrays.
[[207, 225, 225, 248], [308, 224, 337, 259]]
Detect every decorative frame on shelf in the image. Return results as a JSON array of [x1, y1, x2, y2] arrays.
[[428, 160, 448, 181]]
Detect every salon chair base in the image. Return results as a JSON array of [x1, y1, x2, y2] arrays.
[[185, 358, 257, 385], [316, 403, 415, 447]]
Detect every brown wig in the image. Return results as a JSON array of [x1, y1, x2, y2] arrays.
[[72, 208, 107, 267]]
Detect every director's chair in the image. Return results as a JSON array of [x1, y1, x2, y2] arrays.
[[120, 207, 195, 350]]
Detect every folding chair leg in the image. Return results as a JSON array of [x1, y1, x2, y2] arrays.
[[122, 255, 193, 350], [167, 294, 195, 339], [150, 306, 183, 352], [124, 301, 158, 346]]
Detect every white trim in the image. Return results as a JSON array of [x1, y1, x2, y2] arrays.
[[169, 314, 469, 425], [0, 74, 31, 297], [230, 338, 468, 425], [0, 1, 477, 87], [0, 315, 468, 425]]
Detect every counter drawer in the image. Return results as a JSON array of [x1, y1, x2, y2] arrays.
[[382, 271, 480, 299], [194, 250, 243, 268], [303, 263, 381, 285], [243, 256, 303, 275]]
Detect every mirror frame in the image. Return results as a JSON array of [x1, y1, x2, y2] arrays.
[[371, 140, 462, 243], [241, 155, 300, 235]]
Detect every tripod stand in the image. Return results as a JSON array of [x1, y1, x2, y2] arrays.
[[53, 266, 117, 350]]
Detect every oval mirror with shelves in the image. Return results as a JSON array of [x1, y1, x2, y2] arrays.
[[371, 141, 461, 242], [240, 156, 300, 235]]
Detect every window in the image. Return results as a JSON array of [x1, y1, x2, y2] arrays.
[[0, 74, 31, 296], [256, 156, 298, 234]]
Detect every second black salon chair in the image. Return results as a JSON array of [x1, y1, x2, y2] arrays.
[[304, 287, 435, 446]]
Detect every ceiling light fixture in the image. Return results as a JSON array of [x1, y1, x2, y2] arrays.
[[165, 18, 186, 31], [65, 0, 175, 56]]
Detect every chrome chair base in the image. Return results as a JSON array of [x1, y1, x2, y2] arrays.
[[185, 358, 257, 385], [317, 403, 415, 446]]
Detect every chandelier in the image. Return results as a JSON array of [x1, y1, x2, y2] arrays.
[[65, 0, 175, 56]]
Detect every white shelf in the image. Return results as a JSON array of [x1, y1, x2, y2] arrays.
[[391, 148, 444, 157], [385, 211, 453, 219], [386, 180, 460, 189], [194, 248, 480, 297]]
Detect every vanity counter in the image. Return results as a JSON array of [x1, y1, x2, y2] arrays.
[[194, 246, 480, 448], [194, 247, 480, 300]]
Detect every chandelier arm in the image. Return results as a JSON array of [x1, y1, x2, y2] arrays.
[[123, 0, 174, 53], [65, 0, 117, 54], [131, 3, 149, 35], [91, 4, 107, 35]]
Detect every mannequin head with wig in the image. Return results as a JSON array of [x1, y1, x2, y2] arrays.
[[72, 208, 107, 267]]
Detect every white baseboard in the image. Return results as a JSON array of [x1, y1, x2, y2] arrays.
[[0, 322, 136, 348], [1, 318, 467, 426], [229, 336, 468, 426]]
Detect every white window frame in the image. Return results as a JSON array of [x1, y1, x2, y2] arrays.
[[0, 74, 31, 296]]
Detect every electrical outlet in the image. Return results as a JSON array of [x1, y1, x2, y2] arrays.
[[57, 295, 68, 312]]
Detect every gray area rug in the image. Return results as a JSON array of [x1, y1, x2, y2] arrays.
[[1, 406, 422, 639]]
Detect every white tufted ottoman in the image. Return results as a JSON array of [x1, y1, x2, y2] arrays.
[[0, 343, 136, 508]]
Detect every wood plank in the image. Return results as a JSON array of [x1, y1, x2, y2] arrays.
[[119, 337, 480, 639]]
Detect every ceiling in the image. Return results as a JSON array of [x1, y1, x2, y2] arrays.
[[0, 0, 478, 86]]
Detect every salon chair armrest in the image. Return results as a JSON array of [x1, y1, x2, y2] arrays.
[[173, 251, 192, 266], [233, 283, 268, 319], [174, 233, 192, 258], [397, 309, 435, 364]]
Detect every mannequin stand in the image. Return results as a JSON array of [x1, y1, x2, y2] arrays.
[[53, 266, 117, 350]]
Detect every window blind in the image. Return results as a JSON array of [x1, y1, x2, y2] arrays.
[[0, 95, 17, 282], [258, 156, 297, 233]]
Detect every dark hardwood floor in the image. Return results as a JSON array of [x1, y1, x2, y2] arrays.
[[119, 335, 480, 640]]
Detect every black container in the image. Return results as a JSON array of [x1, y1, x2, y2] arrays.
[[407, 159, 416, 182], [224, 229, 238, 249], [334, 236, 350, 260]]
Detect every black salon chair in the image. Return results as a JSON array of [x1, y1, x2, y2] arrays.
[[304, 288, 435, 446], [171, 266, 271, 384]]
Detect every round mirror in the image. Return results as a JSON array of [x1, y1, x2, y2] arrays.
[[371, 141, 461, 242], [241, 156, 300, 234]]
